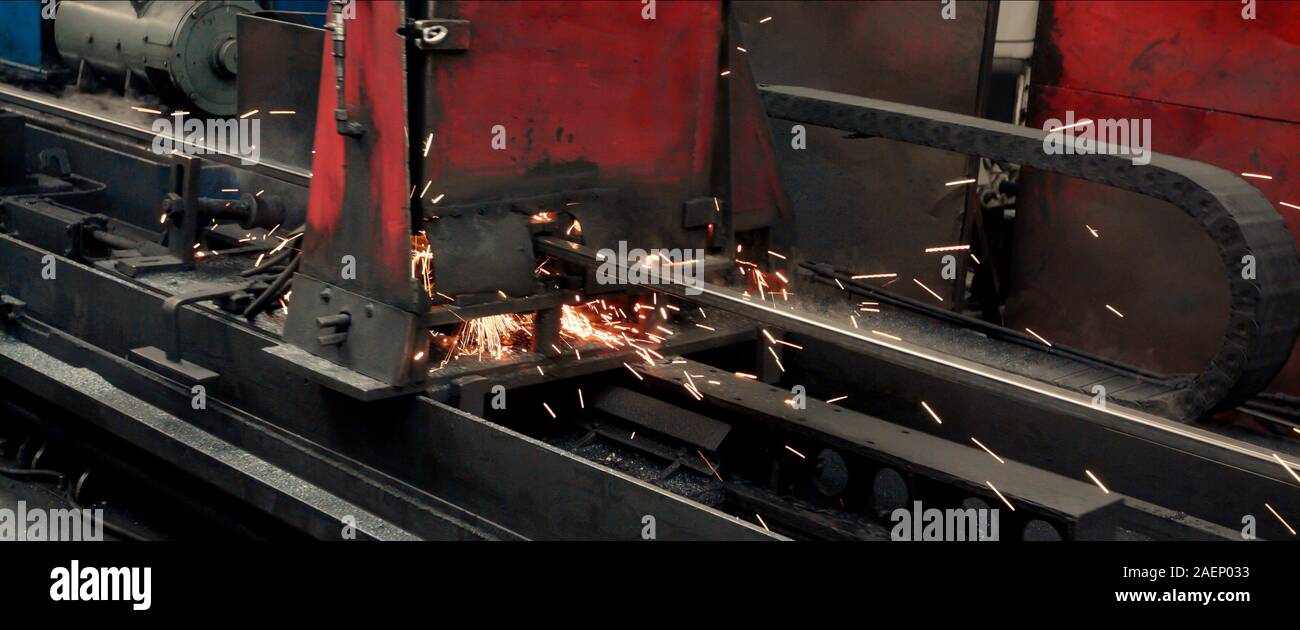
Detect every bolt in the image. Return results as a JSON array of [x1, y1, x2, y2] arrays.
[[320, 288, 332, 303]]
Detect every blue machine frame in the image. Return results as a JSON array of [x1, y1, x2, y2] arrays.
[[0, 1, 59, 80]]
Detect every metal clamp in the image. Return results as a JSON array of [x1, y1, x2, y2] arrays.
[[409, 19, 471, 51]]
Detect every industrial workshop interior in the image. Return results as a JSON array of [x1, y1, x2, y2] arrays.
[[0, 0, 1295, 613]]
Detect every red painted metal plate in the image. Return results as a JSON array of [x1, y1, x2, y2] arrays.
[[1035, 0, 1300, 123]]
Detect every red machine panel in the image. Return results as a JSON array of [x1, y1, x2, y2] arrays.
[[1011, 0, 1300, 397], [1036, 0, 1300, 123], [304, 0, 415, 307], [419, 0, 727, 252]]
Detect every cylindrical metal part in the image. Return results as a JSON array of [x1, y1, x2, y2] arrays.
[[240, 193, 289, 230], [54, 1, 259, 115], [194, 196, 253, 220], [190, 193, 288, 230], [315, 313, 351, 328], [317, 332, 347, 346], [90, 229, 139, 250]]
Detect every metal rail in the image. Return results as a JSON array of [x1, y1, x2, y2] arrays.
[[0, 84, 311, 188]]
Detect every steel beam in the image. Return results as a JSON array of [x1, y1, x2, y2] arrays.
[[0, 333, 421, 541], [636, 358, 1123, 540]]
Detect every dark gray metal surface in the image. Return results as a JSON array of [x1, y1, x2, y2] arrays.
[[414, 397, 778, 541], [592, 386, 732, 452], [0, 333, 419, 541], [426, 205, 537, 299], [263, 342, 429, 401], [281, 274, 429, 388], [235, 12, 324, 172], [0, 112, 24, 187], [1005, 177, 1230, 376], [801, 264, 1187, 417], [734, 1, 994, 301]]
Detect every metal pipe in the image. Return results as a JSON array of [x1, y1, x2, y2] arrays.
[[242, 253, 299, 320], [89, 230, 138, 250]]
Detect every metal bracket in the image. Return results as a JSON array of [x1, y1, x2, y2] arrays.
[[0, 294, 26, 327], [682, 196, 722, 229], [408, 19, 471, 51], [163, 154, 202, 263], [68, 213, 108, 259], [37, 148, 71, 178], [108, 156, 203, 276], [423, 191, 618, 300], [330, 0, 365, 138], [104, 254, 188, 277], [281, 275, 429, 388], [262, 342, 429, 401], [128, 283, 249, 385]]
